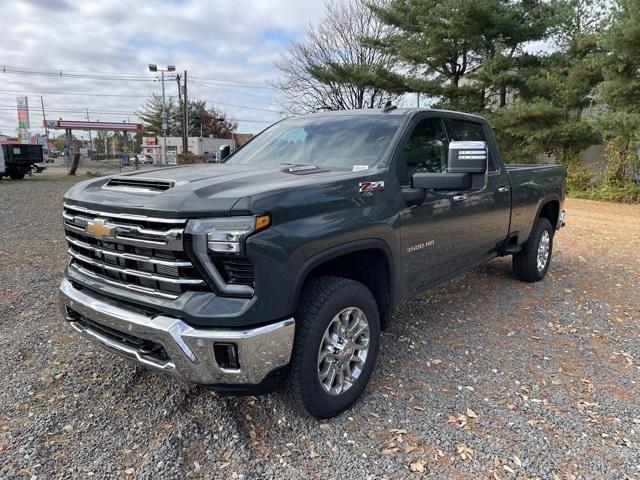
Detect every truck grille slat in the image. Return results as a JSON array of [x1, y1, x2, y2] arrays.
[[63, 204, 208, 299]]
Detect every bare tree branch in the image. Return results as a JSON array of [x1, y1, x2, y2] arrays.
[[273, 0, 400, 115]]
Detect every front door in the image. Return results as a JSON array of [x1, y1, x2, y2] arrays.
[[398, 115, 474, 293]]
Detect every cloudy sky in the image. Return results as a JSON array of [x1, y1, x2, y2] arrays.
[[0, 0, 328, 138]]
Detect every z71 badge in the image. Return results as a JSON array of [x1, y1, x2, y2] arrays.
[[359, 181, 385, 193]]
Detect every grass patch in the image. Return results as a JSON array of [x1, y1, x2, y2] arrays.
[[568, 182, 640, 203]]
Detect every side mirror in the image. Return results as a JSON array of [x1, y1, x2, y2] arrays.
[[447, 141, 488, 173]]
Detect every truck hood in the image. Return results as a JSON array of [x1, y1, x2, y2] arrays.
[[64, 163, 350, 217]]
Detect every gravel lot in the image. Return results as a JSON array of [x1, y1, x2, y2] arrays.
[[1, 174, 639, 479]]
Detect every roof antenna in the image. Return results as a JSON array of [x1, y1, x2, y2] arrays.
[[382, 101, 397, 113]]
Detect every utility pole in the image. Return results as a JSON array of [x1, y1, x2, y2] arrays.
[[160, 70, 167, 166], [176, 73, 187, 155], [40, 96, 51, 157], [182, 70, 188, 153], [148, 64, 175, 165], [85, 108, 92, 156]]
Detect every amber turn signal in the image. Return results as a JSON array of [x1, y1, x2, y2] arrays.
[[255, 214, 271, 231]]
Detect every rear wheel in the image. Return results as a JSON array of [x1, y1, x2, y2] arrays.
[[9, 172, 24, 180], [288, 276, 380, 418], [513, 217, 554, 282]]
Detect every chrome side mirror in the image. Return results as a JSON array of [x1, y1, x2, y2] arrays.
[[447, 141, 488, 173]]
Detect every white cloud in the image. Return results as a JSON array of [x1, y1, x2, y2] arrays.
[[0, 0, 327, 136]]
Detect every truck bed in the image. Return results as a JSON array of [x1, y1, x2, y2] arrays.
[[506, 163, 566, 245]]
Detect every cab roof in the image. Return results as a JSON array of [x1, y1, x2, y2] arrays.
[[297, 107, 487, 122]]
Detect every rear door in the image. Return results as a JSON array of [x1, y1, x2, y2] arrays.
[[444, 116, 511, 263]]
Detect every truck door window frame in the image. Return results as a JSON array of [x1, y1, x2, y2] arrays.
[[395, 115, 450, 186], [444, 117, 499, 173]]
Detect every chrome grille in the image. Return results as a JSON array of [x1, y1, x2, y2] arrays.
[[63, 203, 207, 299]]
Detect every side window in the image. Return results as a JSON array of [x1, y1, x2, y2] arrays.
[[399, 118, 448, 183], [448, 119, 496, 170]]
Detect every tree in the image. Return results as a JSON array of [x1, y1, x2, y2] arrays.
[[594, 0, 640, 185], [93, 131, 110, 155], [349, 0, 561, 111], [137, 94, 182, 136], [201, 107, 238, 139], [273, 0, 400, 114], [482, 0, 607, 165], [137, 96, 237, 139]]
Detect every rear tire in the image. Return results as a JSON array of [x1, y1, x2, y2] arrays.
[[288, 276, 380, 419], [9, 172, 25, 180], [513, 217, 554, 282]]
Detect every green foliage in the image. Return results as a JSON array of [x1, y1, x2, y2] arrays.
[[601, 139, 640, 187], [362, 0, 560, 110], [568, 182, 640, 203], [137, 95, 237, 139], [137, 94, 182, 136], [487, 100, 597, 163], [595, 0, 640, 142]]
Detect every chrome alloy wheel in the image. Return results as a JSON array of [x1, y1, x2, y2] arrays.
[[537, 230, 551, 272], [317, 307, 370, 396]]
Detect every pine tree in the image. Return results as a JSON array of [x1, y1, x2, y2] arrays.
[[341, 0, 560, 111], [594, 0, 640, 185]]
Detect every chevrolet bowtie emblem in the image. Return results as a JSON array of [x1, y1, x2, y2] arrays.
[[85, 218, 115, 239]]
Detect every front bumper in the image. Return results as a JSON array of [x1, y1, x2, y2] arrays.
[[58, 278, 295, 385]]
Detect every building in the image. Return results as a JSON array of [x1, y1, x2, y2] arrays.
[[142, 136, 236, 164], [233, 133, 254, 147]]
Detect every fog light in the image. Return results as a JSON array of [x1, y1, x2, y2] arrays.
[[214, 343, 240, 370]]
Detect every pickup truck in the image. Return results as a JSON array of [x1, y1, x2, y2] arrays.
[[59, 108, 566, 418]]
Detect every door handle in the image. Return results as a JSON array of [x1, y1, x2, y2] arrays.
[[452, 194, 468, 202], [498, 186, 510, 193]]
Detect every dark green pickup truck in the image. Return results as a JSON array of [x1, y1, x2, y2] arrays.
[[59, 108, 566, 418]]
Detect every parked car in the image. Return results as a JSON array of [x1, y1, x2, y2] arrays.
[[136, 154, 154, 165], [59, 107, 566, 418]]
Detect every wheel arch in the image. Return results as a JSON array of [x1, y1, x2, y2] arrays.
[[537, 198, 561, 232], [289, 239, 397, 330]]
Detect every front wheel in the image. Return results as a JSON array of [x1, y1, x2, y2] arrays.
[[513, 217, 554, 282], [288, 276, 380, 419]]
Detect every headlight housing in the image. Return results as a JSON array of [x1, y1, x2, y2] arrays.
[[187, 215, 270, 254], [184, 215, 270, 297]]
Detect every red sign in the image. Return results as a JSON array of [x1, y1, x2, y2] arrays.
[[145, 137, 157, 145]]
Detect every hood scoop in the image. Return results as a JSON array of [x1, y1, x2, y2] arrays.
[[103, 177, 176, 193]]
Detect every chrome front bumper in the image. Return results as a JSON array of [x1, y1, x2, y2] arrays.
[[58, 278, 295, 385]]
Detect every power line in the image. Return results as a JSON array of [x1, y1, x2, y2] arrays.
[[0, 88, 156, 98], [0, 89, 280, 114], [0, 65, 275, 89], [189, 76, 275, 90]]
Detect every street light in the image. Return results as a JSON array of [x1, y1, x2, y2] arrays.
[[148, 63, 176, 166]]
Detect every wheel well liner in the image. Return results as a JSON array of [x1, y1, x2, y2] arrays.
[[290, 240, 396, 330], [537, 198, 560, 231]]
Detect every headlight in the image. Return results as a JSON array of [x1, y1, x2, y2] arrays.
[[186, 215, 270, 254]]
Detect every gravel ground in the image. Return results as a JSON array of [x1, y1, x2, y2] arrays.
[[1, 174, 639, 480]]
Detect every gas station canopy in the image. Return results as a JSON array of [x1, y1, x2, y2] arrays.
[[44, 120, 143, 132]]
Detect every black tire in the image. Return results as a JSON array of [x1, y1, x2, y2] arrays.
[[513, 217, 554, 282], [9, 172, 25, 180], [288, 276, 381, 419]]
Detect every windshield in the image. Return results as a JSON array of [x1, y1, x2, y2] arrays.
[[227, 115, 402, 170]]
